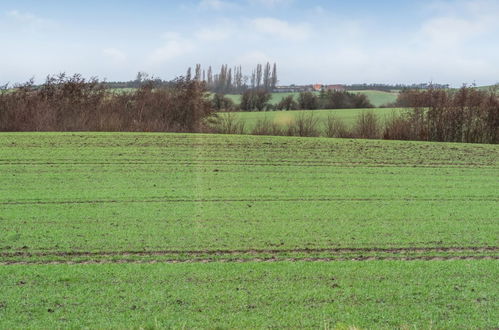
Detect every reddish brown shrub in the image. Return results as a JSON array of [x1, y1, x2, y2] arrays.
[[0, 74, 213, 132]]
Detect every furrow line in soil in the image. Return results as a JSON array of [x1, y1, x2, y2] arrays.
[[0, 161, 497, 169], [2, 246, 498, 258], [1, 197, 498, 205], [1, 255, 497, 265]]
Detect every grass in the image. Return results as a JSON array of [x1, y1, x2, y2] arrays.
[[217, 107, 405, 133], [0, 132, 498, 327], [1, 261, 497, 328], [355, 90, 398, 106]]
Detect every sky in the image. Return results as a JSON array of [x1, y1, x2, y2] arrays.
[[1, 0, 499, 87]]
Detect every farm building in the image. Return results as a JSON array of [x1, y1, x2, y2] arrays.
[[273, 85, 313, 93], [325, 84, 346, 91], [311, 84, 346, 92]]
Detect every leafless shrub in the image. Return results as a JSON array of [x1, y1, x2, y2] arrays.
[[354, 111, 380, 139], [0, 74, 213, 132], [251, 116, 285, 136], [288, 112, 320, 137], [276, 95, 298, 110], [240, 89, 271, 111], [209, 112, 245, 134], [212, 93, 236, 112], [382, 112, 414, 140], [324, 115, 352, 138], [298, 92, 319, 109], [390, 86, 499, 143]]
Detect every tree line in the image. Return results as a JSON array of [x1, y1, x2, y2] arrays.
[[213, 86, 498, 144], [345, 83, 450, 92], [214, 89, 373, 111], [68, 63, 277, 93], [185, 62, 277, 94], [2, 74, 496, 144]]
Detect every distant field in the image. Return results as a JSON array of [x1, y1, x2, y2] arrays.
[[476, 84, 499, 91], [355, 90, 399, 106], [225, 90, 399, 107], [0, 133, 498, 327], [218, 107, 405, 133]]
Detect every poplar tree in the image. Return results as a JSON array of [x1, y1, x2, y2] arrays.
[[271, 63, 277, 89]]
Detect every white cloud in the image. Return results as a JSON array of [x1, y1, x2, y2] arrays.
[[6, 10, 56, 29], [251, 17, 310, 41], [2, 0, 499, 86], [233, 51, 272, 67], [103, 48, 127, 62], [417, 0, 499, 50], [161, 31, 182, 40], [149, 39, 195, 64], [420, 16, 482, 47], [195, 27, 233, 42], [410, 0, 499, 60]]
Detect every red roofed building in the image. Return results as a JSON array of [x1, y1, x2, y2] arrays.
[[312, 84, 322, 91], [311, 84, 346, 92]]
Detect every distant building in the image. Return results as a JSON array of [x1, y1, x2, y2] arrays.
[[273, 85, 313, 93], [312, 84, 322, 92], [311, 84, 346, 92], [272, 84, 346, 93], [325, 84, 346, 92]]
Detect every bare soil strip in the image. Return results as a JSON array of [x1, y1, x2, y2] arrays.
[[2, 246, 497, 258], [1, 255, 497, 266], [2, 197, 497, 205]]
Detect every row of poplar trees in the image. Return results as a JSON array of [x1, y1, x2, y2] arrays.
[[185, 63, 277, 94]]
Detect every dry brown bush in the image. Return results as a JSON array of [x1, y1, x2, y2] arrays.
[[324, 115, 352, 138], [0, 74, 213, 132], [209, 112, 245, 134], [288, 112, 320, 137], [354, 111, 381, 139], [388, 86, 498, 143], [251, 116, 285, 136]]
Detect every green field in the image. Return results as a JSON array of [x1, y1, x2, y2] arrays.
[[218, 107, 405, 133], [2, 261, 497, 328], [225, 90, 399, 107], [355, 90, 399, 106], [1, 133, 498, 327]]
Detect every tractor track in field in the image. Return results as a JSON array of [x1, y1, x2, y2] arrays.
[[1, 197, 498, 205], [1, 156, 497, 166], [2, 246, 497, 258], [0, 160, 497, 169], [1, 255, 497, 265]]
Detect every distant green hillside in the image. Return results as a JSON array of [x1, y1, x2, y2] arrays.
[[476, 84, 499, 91]]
